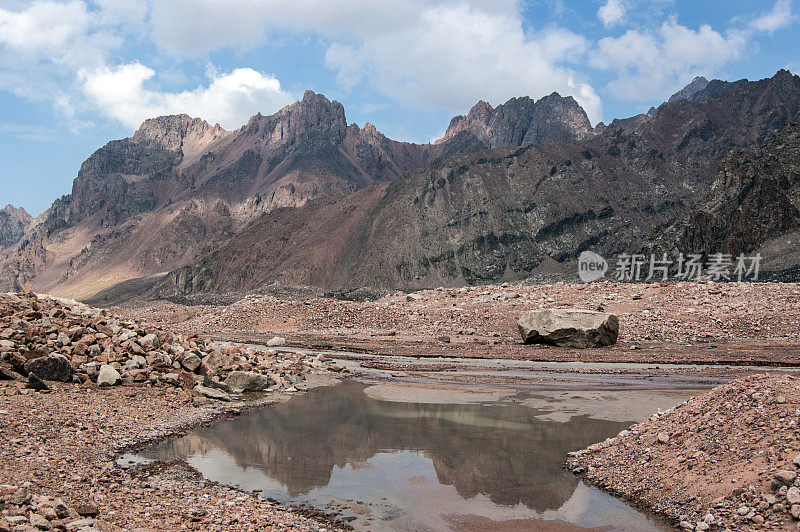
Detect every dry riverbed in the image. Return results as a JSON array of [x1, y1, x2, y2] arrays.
[[126, 281, 800, 366]]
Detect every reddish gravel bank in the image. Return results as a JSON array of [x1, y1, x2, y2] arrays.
[[567, 374, 800, 530]]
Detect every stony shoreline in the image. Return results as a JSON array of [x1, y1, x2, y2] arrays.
[[566, 374, 800, 530], [4, 283, 800, 531], [0, 292, 351, 531]]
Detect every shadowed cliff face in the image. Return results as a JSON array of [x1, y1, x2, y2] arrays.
[[649, 121, 800, 277], [142, 381, 631, 512]]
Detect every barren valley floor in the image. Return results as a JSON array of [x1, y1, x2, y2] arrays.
[[3, 281, 800, 531]]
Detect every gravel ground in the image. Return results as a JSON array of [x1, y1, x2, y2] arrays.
[[126, 281, 800, 365], [0, 379, 344, 531], [4, 282, 800, 531], [567, 374, 800, 531]]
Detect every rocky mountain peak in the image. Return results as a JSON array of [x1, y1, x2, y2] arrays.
[[438, 92, 593, 149], [242, 90, 348, 150], [0, 204, 33, 250], [668, 76, 710, 103], [131, 114, 226, 167], [133, 114, 219, 149]]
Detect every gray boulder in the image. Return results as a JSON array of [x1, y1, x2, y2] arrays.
[[181, 353, 201, 372], [194, 385, 231, 401], [96, 364, 121, 387], [224, 371, 273, 393], [138, 333, 159, 348], [201, 350, 231, 375], [266, 336, 286, 347], [518, 309, 619, 348], [23, 354, 73, 382]]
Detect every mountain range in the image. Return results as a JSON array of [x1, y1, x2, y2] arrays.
[[2, 70, 799, 301]]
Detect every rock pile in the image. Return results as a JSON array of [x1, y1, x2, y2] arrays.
[[0, 292, 342, 400], [0, 482, 103, 531], [566, 374, 800, 530]]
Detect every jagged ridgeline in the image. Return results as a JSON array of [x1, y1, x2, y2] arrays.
[[2, 71, 800, 301]]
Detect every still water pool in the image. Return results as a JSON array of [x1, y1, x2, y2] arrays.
[[128, 381, 671, 531]]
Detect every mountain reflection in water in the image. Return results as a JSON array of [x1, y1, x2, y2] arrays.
[[138, 381, 669, 531]]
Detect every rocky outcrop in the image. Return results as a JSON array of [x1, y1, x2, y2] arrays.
[[668, 76, 710, 103], [0, 205, 32, 249], [517, 309, 619, 348], [437, 93, 594, 153], [652, 121, 800, 276]]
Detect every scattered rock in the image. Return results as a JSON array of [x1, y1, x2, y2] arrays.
[[181, 353, 201, 372], [776, 469, 797, 487], [74, 501, 99, 517], [26, 373, 50, 392], [23, 355, 73, 382], [193, 385, 231, 401], [223, 371, 272, 393], [28, 512, 50, 530], [266, 337, 287, 347], [96, 365, 121, 387], [137, 333, 159, 348]]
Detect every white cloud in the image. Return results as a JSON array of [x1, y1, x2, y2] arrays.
[[751, 0, 797, 32], [590, 18, 747, 101], [80, 63, 295, 129], [324, 4, 602, 124], [0, 1, 118, 69], [597, 0, 625, 28], [147, 0, 520, 55]]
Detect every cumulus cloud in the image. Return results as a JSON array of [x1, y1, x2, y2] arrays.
[[590, 18, 747, 101], [80, 64, 295, 129], [590, 1, 797, 103], [597, 0, 625, 28], [325, 4, 602, 124], [750, 0, 797, 32]]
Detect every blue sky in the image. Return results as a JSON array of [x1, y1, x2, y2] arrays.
[[1, 0, 798, 215]]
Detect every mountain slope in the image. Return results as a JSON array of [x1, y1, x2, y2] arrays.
[[652, 121, 800, 277], [1, 89, 596, 298], [157, 70, 800, 297]]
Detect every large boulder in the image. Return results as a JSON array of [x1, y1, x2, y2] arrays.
[[517, 309, 619, 348], [224, 371, 273, 393], [23, 354, 73, 382]]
